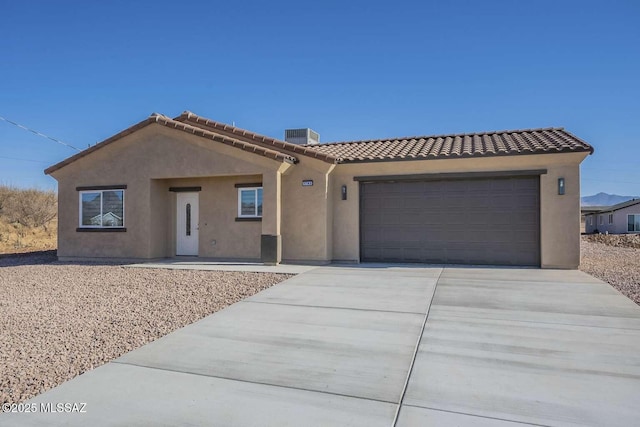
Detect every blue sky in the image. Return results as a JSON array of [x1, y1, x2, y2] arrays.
[[1, 0, 638, 196]]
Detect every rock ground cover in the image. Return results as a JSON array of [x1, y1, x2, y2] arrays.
[[580, 235, 640, 305], [2, 238, 638, 407], [0, 253, 291, 405]]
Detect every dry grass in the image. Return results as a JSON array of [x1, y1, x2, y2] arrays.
[[0, 185, 57, 254], [0, 219, 57, 254]]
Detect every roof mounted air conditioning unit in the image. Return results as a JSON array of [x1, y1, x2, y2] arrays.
[[285, 128, 320, 145]]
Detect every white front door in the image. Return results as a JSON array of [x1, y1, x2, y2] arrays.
[[176, 192, 199, 256]]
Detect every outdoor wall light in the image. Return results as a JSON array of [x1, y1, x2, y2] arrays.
[[558, 177, 565, 195], [341, 185, 347, 200]]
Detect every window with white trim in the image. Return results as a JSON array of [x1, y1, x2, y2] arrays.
[[628, 214, 640, 232], [608, 213, 613, 225], [599, 215, 603, 225], [79, 190, 125, 228], [588, 216, 593, 226], [238, 187, 263, 218]]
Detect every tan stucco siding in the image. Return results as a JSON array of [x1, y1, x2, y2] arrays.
[[163, 176, 263, 260], [51, 124, 283, 260], [330, 170, 360, 262], [53, 164, 152, 259], [149, 179, 170, 258], [281, 158, 335, 263], [539, 161, 582, 268], [329, 152, 588, 268], [50, 120, 588, 268]]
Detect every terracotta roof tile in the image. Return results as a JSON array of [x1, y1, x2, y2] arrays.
[[176, 111, 340, 164], [45, 114, 298, 175], [303, 127, 593, 163], [45, 111, 595, 176], [152, 115, 298, 164]]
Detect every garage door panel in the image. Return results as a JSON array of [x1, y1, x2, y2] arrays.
[[360, 177, 540, 266]]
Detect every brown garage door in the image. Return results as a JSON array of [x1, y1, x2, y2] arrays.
[[360, 176, 540, 266]]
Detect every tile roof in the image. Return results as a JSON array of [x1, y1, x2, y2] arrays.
[[153, 114, 298, 164], [45, 113, 298, 174], [45, 112, 594, 175], [176, 111, 340, 164], [304, 128, 594, 163]]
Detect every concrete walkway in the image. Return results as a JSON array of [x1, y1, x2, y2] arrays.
[[4, 266, 640, 426], [125, 258, 318, 274]]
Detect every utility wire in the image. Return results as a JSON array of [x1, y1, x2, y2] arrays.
[[582, 178, 640, 185], [0, 115, 81, 151], [0, 155, 50, 163]]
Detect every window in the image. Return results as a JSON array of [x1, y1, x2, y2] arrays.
[[79, 189, 124, 228], [599, 215, 603, 225], [608, 213, 613, 225], [238, 187, 263, 217], [186, 203, 191, 236], [629, 214, 640, 232], [588, 216, 593, 226]]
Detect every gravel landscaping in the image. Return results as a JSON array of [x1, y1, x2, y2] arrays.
[[2, 239, 637, 407], [580, 235, 640, 305], [0, 252, 292, 406]]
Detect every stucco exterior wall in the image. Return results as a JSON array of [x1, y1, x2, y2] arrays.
[[53, 165, 152, 260], [149, 179, 170, 258], [329, 152, 588, 268], [50, 121, 589, 268], [163, 176, 263, 260], [51, 124, 284, 260], [281, 158, 334, 263]]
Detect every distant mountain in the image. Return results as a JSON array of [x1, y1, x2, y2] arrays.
[[581, 192, 639, 207]]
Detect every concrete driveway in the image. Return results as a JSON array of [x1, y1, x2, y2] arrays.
[[4, 265, 640, 426]]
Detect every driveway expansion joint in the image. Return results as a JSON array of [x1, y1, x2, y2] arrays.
[[111, 360, 397, 405], [402, 404, 549, 426], [392, 267, 443, 426], [430, 311, 640, 331], [242, 299, 427, 315]]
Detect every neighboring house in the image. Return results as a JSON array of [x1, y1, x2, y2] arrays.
[[45, 112, 594, 268], [584, 199, 640, 234], [580, 206, 606, 233], [90, 212, 123, 227]]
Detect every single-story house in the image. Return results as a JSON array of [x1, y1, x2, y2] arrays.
[[580, 205, 606, 233], [45, 111, 594, 268], [584, 199, 640, 234]]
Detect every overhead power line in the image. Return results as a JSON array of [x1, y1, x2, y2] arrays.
[[0, 115, 81, 152], [0, 155, 50, 163], [582, 178, 640, 185]]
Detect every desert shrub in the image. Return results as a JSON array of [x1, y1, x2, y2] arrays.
[[0, 185, 57, 231]]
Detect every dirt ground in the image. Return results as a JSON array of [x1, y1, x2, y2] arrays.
[[0, 220, 57, 254]]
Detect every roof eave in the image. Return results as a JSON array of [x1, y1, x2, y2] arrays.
[[45, 117, 156, 175], [154, 115, 298, 164], [599, 199, 640, 213], [332, 147, 594, 164], [45, 113, 298, 175], [176, 111, 339, 164]]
